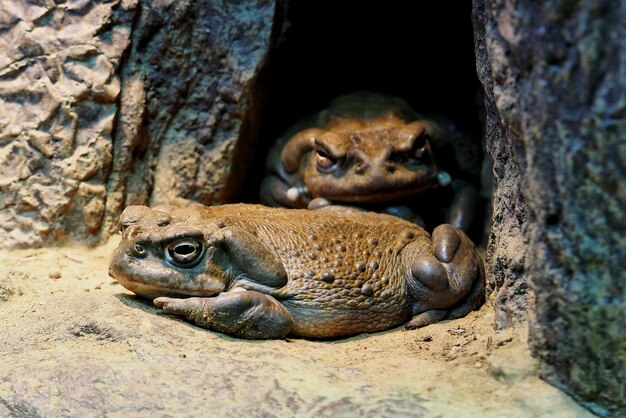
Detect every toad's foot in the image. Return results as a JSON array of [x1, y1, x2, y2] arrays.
[[404, 224, 485, 329], [154, 291, 295, 339], [260, 175, 309, 209]]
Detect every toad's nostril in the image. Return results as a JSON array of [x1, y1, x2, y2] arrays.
[[156, 217, 171, 227], [132, 244, 146, 256], [385, 164, 397, 174], [123, 225, 141, 240]]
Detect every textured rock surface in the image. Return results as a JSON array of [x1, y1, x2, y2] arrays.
[[104, 0, 278, 233], [0, 0, 137, 248], [474, 0, 626, 416], [0, 0, 279, 248], [472, 2, 531, 330], [0, 242, 593, 417]]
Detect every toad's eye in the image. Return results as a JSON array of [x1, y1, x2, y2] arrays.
[[315, 149, 337, 173], [165, 239, 204, 268], [410, 133, 430, 160]]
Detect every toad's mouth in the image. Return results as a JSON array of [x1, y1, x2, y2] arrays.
[[325, 185, 433, 202], [109, 266, 223, 300], [308, 180, 438, 203], [303, 165, 442, 203]]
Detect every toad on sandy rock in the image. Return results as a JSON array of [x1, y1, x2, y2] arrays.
[[110, 204, 485, 339], [260, 91, 481, 232]]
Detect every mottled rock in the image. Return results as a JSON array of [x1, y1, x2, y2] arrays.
[[104, 0, 279, 234], [0, 0, 280, 248], [472, 2, 531, 330], [0, 0, 137, 248], [474, 0, 626, 416]]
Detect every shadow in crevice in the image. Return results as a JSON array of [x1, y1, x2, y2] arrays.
[[240, 1, 483, 206]]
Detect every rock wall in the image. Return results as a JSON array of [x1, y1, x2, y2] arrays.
[[105, 0, 278, 232], [0, 0, 280, 248], [472, 2, 531, 330], [474, 0, 626, 416], [0, 0, 137, 247]]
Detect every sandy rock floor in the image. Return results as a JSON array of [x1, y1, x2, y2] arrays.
[[0, 238, 593, 417]]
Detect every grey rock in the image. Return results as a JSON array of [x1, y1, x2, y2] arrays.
[[0, 0, 137, 248], [474, 0, 626, 416], [0, 0, 280, 248], [473, 2, 531, 330], [104, 0, 278, 234]]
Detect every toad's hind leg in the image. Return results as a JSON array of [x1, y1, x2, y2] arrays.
[[404, 224, 485, 329], [154, 291, 295, 339]]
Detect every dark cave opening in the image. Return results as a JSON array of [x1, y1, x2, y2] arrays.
[[239, 2, 485, 225]]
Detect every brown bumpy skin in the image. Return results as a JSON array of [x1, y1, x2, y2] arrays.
[[260, 91, 482, 232], [110, 204, 485, 339], [261, 93, 441, 209]]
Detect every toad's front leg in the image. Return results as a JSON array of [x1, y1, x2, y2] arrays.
[[154, 291, 295, 339], [446, 180, 480, 232], [260, 174, 309, 208]]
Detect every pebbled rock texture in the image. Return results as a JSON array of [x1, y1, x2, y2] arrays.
[[472, 2, 531, 330], [0, 0, 279, 248], [104, 0, 278, 231], [0, 0, 137, 248], [474, 0, 626, 416]]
